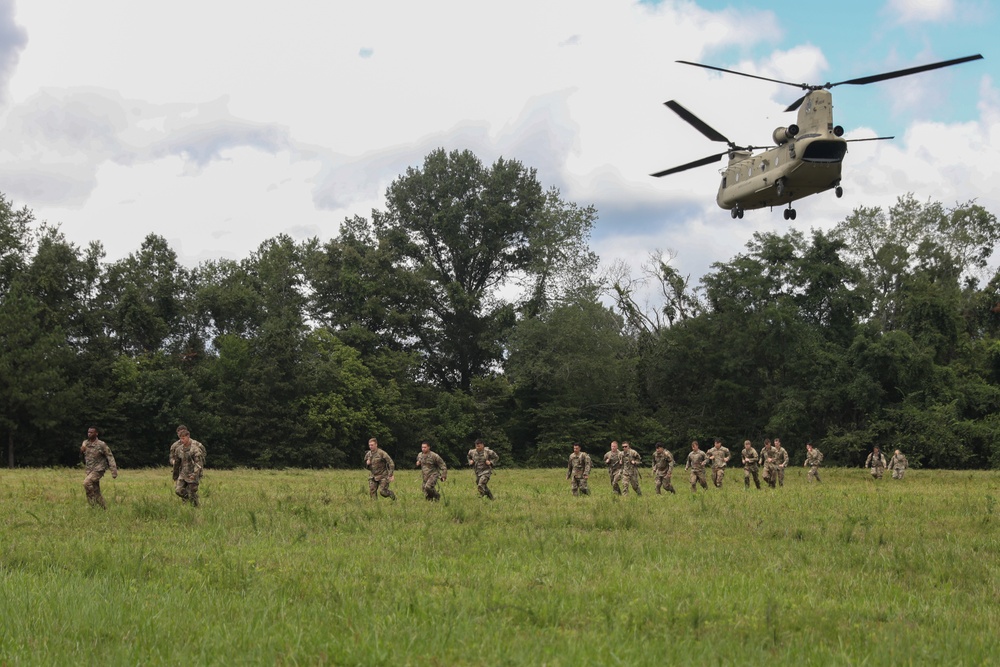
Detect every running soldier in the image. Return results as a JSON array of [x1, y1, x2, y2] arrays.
[[620, 442, 642, 496], [365, 437, 396, 500], [773, 438, 789, 487], [706, 438, 731, 488], [804, 443, 823, 483], [415, 440, 447, 501], [81, 427, 117, 509], [685, 440, 709, 492], [652, 442, 676, 495], [468, 439, 498, 500], [889, 449, 908, 480], [741, 440, 760, 490], [604, 441, 625, 495], [865, 446, 887, 479], [566, 444, 592, 496], [169, 424, 206, 482], [761, 438, 777, 488], [174, 427, 205, 506]]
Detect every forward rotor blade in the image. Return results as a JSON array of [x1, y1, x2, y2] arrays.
[[785, 94, 809, 113], [651, 151, 729, 178], [844, 136, 895, 142], [676, 60, 808, 89], [664, 100, 731, 144], [832, 54, 983, 87]]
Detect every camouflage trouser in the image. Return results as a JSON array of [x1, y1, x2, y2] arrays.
[[870, 466, 884, 479], [689, 469, 708, 491], [422, 473, 442, 500], [654, 470, 675, 494], [570, 475, 590, 496], [777, 466, 785, 487], [711, 467, 725, 488], [475, 470, 494, 499], [807, 465, 821, 482], [622, 469, 641, 496], [891, 468, 905, 480], [83, 470, 107, 509], [744, 465, 760, 489], [608, 469, 623, 495], [175, 477, 201, 506], [763, 465, 778, 488], [369, 476, 396, 500]]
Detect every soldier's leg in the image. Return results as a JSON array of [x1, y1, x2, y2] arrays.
[[897, 469, 905, 480], [188, 480, 200, 507], [752, 469, 760, 489], [777, 468, 784, 487], [175, 478, 189, 502], [571, 477, 580, 496], [580, 478, 589, 496], [655, 474, 663, 494], [480, 472, 494, 500], [621, 473, 630, 496], [666, 472, 676, 494], [83, 471, 99, 506], [699, 471, 708, 489], [689, 471, 697, 492], [369, 478, 379, 499], [379, 478, 396, 500], [632, 476, 641, 496], [612, 471, 623, 495]]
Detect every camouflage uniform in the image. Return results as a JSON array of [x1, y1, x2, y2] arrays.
[[889, 452, 908, 480], [804, 447, 823, 483], [761, 444, 777, 488], [566, 451, 592, 496], [170, 439, 207, 481], [742, 445, 761, 489], [468, 447, 498, 499], [865, 450, 887, 479], [417, 450, 447, 500], [82, 438, 117, 509], [685, 449, 709, 491], [652, 449, 676, 494], [706, 444, 731, 488], [621, 447, 642, 496], [174, 441, 205, 506], [604, 448, 625, 495], [365, 447, 396, 500], [774, 445, 789, 487]]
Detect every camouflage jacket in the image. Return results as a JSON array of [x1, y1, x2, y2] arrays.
[[761, 445, 777, 468], [567, 452, 592, 478], [889, 453, 907, 470], [604, 449, 624, 472], [82, 439, 117, 475], [170, 439, 207, 480], [685, 450, 709, 473], [865, 452, 887, 469], [366, 448, 395, 479], [622, 448, 641, 473], [177, 442, 204, 481], [774, 447, 789, 467], [468, 447, 498, 474], [805, 448, 823, 467], [706, 445, 731, 469], [417, 451, 447, 479], [652, 449, 675, 474], [742, 447, 759, 467]]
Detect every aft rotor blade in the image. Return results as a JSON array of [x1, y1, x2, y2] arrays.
[[664, 100, 731, 144], [832, 54, 983, 87], [845, 136, 895, 142], [676, 60, 808, 89], [651, 151, 729, 178]]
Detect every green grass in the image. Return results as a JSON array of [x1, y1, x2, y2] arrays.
[[1, 467, 998, 665]]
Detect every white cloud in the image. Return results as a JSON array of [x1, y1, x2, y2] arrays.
[[886, 0, 955, 23]]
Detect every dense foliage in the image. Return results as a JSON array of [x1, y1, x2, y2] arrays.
[[2, 148, 999, 468]]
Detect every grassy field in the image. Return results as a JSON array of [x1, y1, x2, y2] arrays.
[[1, 465, 998, 666]]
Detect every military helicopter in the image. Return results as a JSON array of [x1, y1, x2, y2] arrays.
[[652, 54, 984, 220]]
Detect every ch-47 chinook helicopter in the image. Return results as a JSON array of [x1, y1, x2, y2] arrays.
[[652, 54, 984, 220]]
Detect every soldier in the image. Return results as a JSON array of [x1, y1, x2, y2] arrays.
[[889, 449, 908, 480], [566, 443, 592, 496], [468, 439, 498, 500], [865, 446, 887, 479], [174, 427, 205, 507], [685, 440, 709, 492], [760, 438, 777, 488], [620, 441, 642, 496], [652, 442, 676, 495], [604, 441, 625, 495], [81, 427, 117, 509], [705, 437, 731, 488], [415, 440, 447, 501], [773, 438, 789, 487], [169, 424, 206, 482], [741, 439, 760, 489], [804, 443, 823, 483], [365, 437, 396, 500]]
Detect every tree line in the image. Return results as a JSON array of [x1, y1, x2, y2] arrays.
[[3, 148, 999, 469]]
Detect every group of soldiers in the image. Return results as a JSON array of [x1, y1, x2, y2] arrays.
[[365, 437, 498, 501], [567, 439, 911, 496], [79, 425, 206, 509]]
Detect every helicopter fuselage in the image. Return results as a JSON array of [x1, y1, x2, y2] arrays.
[[716, 90, 846, 211]]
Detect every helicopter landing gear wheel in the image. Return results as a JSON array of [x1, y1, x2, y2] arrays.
[[835, 185, 843, 198], [738, 209, 744, 219], [783, 207, 797, 221], [731, 208, 738, 219], [730, 207, 744, 219]]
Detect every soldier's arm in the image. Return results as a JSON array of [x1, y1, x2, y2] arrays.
[[105, 445, 119, 477], [385, 453, 395, 476], [584, 456, 591, 476]]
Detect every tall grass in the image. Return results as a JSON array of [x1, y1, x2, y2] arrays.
[[0, 467, 997, 665]]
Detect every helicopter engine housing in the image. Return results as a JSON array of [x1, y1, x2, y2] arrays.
[[772, 124, 799, 145]]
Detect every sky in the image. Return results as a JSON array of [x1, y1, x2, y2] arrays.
[[1, 0, 997, 294]]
